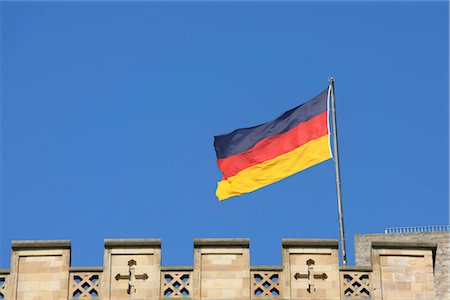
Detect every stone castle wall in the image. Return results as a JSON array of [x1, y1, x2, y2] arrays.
[[355, 231, 450, 300], [0, 235, 444, 300]]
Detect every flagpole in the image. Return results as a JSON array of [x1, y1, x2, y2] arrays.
[[329, 76, 347, 265]]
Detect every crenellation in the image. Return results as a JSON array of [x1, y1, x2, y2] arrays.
[[8, 240, 71, 300], [103, 239, 161, 300], [194, 238, 251, 300], [355, 231, 449, 300], [1, 234, 447, 299], [282, 239, 340, 300]]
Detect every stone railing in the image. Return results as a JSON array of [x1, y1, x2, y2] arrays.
[[69, 267, 102, 299], [339, 266, 372, 299], [384, 225, 450, 234], [67, 265, 285, 299], [161, 266, 193, 298], [0, 269, 8, 299], [0, 265, 375, 300], [250, 266, 283, 298]]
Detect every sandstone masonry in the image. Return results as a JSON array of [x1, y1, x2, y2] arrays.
[[0, 233, 446, 300], [355, 231, 449, 300]]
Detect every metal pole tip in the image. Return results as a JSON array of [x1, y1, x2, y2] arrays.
[[329, 76, 335, 83]]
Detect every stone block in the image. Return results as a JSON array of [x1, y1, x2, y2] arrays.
[[371, 241, 436, 300], [8, 240, 70, 300], [193, 238, 250, 299]]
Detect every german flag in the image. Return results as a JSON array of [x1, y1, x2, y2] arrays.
[[214, 88, 332, 201]]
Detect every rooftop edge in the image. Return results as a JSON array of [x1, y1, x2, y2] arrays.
[[104, 238, 161, 248], [193, 238, 250, 247], [371, 241, 437, 250], [12, 240, 70, 250], [282, 238, 339, 248]]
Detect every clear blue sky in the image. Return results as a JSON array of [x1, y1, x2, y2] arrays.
[[1, 1, 448, 268]]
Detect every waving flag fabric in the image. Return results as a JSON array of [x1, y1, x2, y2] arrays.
[[214, 88, 332, 201]]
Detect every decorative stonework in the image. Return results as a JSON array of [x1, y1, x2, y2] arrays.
[[293, 259, 328, 294], [282, 239, 339, 299], [114, 259, 149, 294], [161, 269, 192, 297], [251, 270, 281, 298], [0, 272, 7, 300], [70, 271, 101, 298], [104, 239, 161, 300], [339, 269, 371, 298]]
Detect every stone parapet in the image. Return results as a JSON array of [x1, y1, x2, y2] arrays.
[[0, 235, 444, 299]]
